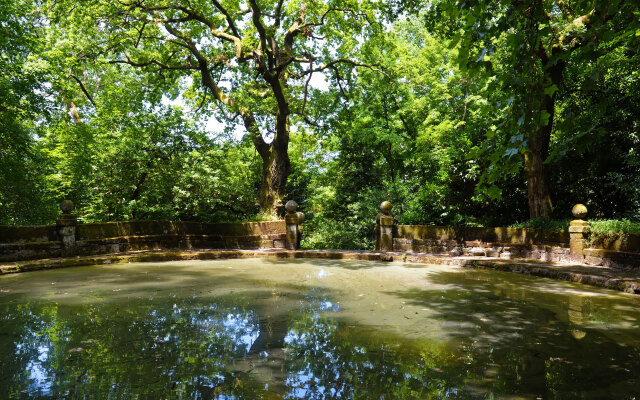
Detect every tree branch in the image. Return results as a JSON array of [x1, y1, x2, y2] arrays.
[[301, 61, 313, 115], [273, 0, 285, 27], [305, 8, 372, 28], [133, 2, 245, 57], [211, 0, 241, 38], [193, 89, 208, 115], [247, 0, 273, 69], [293, 58, 387, 78], [162, 23, 269, 157], [70, 74, 97, 108], [109, 51, 200, 71]]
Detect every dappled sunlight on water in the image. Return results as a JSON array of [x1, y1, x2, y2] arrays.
[[1, 259, 639, 398]]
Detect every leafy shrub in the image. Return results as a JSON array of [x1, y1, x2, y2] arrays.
[[509, 218, 571, 232], [588, 219, 640, 248]]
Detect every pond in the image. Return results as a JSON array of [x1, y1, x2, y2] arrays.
[[1, 258, 639, 399]]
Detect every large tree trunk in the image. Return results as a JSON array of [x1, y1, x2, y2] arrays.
[[524, 88, 555, 218], [257, 84, 291, 216], [524, 52, 565, 219], [524, 142, 553, 218], [258, 143, 290, 215], [522, 6, 605, 219]]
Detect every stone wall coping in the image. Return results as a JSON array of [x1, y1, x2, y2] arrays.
[[0, 219, 286, 244], [77, 232, 286, 242]]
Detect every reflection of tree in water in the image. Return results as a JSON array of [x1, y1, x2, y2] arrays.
[[2, 274, 640, 399], [384, 270, 640, 399], [0, 296, 269, 398], [282, 296, 463, 400]]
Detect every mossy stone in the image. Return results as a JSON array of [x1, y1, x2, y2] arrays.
[[285, 200, 298, 213], [60, 200, 74, 214], [572, 204, 588, 219], [380, 201, 393, 215]]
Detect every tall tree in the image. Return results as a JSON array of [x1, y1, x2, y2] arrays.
[[48, 0, 379, 215], [430, 0, 639, 218], [0, 0, 58, 224]]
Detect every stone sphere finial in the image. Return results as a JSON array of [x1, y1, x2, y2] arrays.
[[572, 204, 587, 219], [60, 200, 74, 214], [285, 200, 298, 213], [380, 201, 393, 215]]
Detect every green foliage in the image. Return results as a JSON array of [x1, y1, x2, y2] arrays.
[[0, 0, 59, 224], [1, 0, 639, 255], [510, 218, 571, 232], [299, 132, 386, 250], [426, 0, 640, 218], [509, 218, 640, 248], [588, 219, 640, 248]]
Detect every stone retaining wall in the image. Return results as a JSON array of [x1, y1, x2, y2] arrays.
[[392, 224, 640, 270], [0, 220, 286, 262], [394, 225, 572, 263], [396, 225, 569, 245], [582, 248, 640, 270]]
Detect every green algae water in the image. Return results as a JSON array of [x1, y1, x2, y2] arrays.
[[1, 259, 639, 399]]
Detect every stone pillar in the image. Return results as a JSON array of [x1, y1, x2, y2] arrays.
[[569, 204, 589, 263], [56, 200, 77, 257], [376, 201, 394, 252], [284, 200, 304, 250]]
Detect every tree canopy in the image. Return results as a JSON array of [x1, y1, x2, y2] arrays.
[[1, 0, 639, 247], [46, 0, 384, 215]]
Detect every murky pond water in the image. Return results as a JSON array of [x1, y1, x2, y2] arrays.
[[1, 258, 639, 399]]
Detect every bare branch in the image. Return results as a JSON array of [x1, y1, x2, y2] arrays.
[[211, 0, 241, 38], [305, 8, 372, 28], [303, 115, 322, 128], [330, 65, 349, 100], [109, 51, 200, 71], [134, 20, 147, 48], [247, 0, 273, 69], [70, 74, 97, 108], [293, 58, 387, 79], [193, 90, 208, 115], [301, 61, 312, 115], [273, 0, 285, 27]]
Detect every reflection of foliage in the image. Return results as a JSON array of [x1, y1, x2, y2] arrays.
[[0, 296, 268, 398], [387, 270, 640, 399], [283, 300, 462, 399], [2, 272, 640, 399]]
